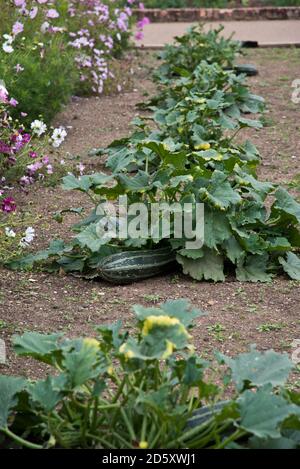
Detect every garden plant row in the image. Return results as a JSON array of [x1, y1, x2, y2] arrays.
[[1, 299, 300, 448], [10, 26, 300, 283]]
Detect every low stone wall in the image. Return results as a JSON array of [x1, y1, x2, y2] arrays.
[[134, 7, 300, 22]]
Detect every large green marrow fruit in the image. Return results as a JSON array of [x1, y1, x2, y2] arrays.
[[98, 247, 176, 284]]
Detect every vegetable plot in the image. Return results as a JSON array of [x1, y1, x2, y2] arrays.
[[8, 26, 300, 282], [0, 299, 299, 449]]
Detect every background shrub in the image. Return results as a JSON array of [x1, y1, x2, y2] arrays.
[[0, 0, 142, 125]]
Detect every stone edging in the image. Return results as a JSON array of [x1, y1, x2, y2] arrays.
[[134, 7, 300, 22]]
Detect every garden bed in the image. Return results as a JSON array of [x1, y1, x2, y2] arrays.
[[0, 47, 299, 380]]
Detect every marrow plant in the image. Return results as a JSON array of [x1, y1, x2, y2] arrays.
[[7, 25, 300, 282], [0, 299, 299, 449]]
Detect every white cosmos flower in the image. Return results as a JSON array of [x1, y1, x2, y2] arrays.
[[31, 119, 47, 136], [3, 43, 14, 53], [5, 227, 16, 238], [19, 227, 35, 247], [51, 127, 67, 148], [40, 21, 50, 34], [3, 34, 13, 44]]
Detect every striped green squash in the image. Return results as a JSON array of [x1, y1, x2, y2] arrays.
[[98, 247, 176, 284]]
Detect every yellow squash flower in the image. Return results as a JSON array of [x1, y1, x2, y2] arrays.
[[194, 142, 211, 151], [83, 338, 99, 349], [119, 343, 135, 360]]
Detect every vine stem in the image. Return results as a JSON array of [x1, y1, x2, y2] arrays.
[[214, 429, 247, 449], [1, 427, 43, 449]]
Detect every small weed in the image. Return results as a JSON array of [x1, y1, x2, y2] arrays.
[[143, 294, 162, 303], [207, 324, 226, 342], [257, 323, 285, 333]]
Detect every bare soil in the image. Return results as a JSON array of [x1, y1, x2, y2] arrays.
[[0, 48, 299, 381]]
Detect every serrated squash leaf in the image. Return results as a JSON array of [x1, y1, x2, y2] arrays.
[[76, 224, 111, 252], [221, 346, 293, 391], [204, 209, 232, 249], [236, 254, 272, 282], [177, 248, 225, 282], [62, 341, 106, 388], [279, 252, 300, 280], [272, 187, 300, 224], [28, 376, 64, 412], [13, 332, 63, 364], [238, 387, 300, 439], [0, 376, 26, 427]]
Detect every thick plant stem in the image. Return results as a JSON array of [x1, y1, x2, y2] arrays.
[[2, 427, 43, 449]]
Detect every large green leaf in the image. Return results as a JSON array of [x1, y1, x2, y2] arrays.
[[177, 248, 225, 282], [62, 341, 105, 388], [13, 332, 63, 364], [238, 386, 300, 439], [118, 171, 150, 192], [200, 171, 241, 210], [223, 236, 244, 264], [28, 376, 64, 412], [204, 208, 232, 250], [249, 435, 297, 449], [6, 240, 67, 270], [96, 320, 124, 350], [76, 223, 111, 252], [0, 376, 26, 427], [279, 252, 300, 280], [272, 187, 300, 224], [236, 254, 272, 282], [221, 346, 293, 391], [62, 174, 92, 192], [133, 299, 204, 327]]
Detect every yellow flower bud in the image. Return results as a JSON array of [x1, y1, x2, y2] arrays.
[[139, 441, 148, 449]]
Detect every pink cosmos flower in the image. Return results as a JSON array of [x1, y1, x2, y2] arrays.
[[19, 175, 32, 186], [29, 151, 37, 158], [29, 7, 38, 19], [0, 84, 8, 103], [0, 141, 11, 154], [137, 17, 150, 29], [14, 64, 24, 73], [135, 31, 144, 41], [2, 197, 16, 213], [27, 161, 43, 174], [14, 0, 25, 6], [76, 162, 85, 176], [47, 9, 59, 19], [12, 21, 24, 36], [42, 155, 49, 165], [22, 133, 31, 143], [9, 98, 18, 107]]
